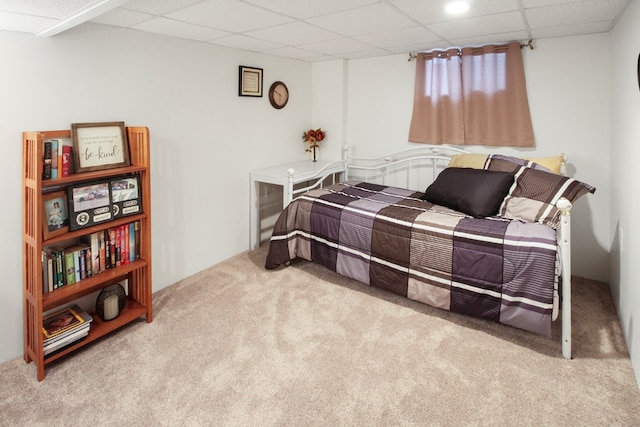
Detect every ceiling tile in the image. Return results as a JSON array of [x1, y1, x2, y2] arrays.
[[391, 0, 520, 25], [340, 48, 394, 60], [530, 21, 612, 39], [428, 11, 524, 40], [301, 37, 376, 55], [264, 45, 320, 59], [131, 16, 231, 41], [0, 0, 96, 18], [305, 3, 416, 37], [355, 26, 441, 48], [244, 0, 378, 19], [91, 8, 153, 27], [209, 34, 283, 51], [245, 21, 341, 45], [0, 10, 55, 33], [526, 0, 629, 28], [166, 0, 294, 33], [120, 0, 204, 15]]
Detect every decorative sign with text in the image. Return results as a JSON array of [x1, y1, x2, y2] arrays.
[[71, 122, 131, 173]]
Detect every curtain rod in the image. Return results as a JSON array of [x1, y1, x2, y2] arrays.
[[408, 39, 535, 61]]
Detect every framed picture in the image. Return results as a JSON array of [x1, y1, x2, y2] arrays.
[[238, 65, 263, 97], [42, 191, 69, 240], [67, 179, 113, 231], [110, 175, 141, 219], [71, 121, 130, 173]]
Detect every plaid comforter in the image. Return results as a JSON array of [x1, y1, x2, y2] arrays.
[[265, 181, 559, 336]]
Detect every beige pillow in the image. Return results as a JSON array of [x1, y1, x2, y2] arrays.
[[448, 153, 564, 174], [522, 155, 564, 174], [447, 153, 489, 169]]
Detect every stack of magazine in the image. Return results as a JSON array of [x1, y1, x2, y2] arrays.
[[42, 304, 93, 356]]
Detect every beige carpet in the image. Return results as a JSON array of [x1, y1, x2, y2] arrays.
[[1, 245, 639, 426]]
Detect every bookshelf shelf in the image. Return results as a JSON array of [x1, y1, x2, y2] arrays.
[[22, 126, 153, 381]]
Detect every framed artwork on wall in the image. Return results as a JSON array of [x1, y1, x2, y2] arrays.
[[238, 66, 263, 97]]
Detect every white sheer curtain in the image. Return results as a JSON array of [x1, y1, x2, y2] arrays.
[[409, 41, 535, 147]]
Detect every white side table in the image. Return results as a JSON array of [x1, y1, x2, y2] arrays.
[[250, 160, 345, 249]]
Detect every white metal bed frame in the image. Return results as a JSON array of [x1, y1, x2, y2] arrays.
[[284, 145, 573, 359]]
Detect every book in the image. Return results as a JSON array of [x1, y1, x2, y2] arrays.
[[42, 304, 92, 340], [41, 252, 49, 294], [43, 248, 57, 290], [47, 253, 54, 293], [109, 228, 116, 268], [43, 322, 90, 347], [64, 250, 76, 286], [115, 226, 121, 267], [42, 140, 52, 180], [129, 222, 136, 261], [50, 140, 59, 179], [123, 224, 129, 264], [61, 145, 73, 177], [104, 229, 111, 269], [84, 247, 92, 278], [44, 327, 89, 356], [88, 232, 99, 274], [135, 221, 140, 258], [53, 249, 64, 289], [98, 231, 106, 273]]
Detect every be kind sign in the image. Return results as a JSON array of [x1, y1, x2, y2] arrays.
[[71, 122, 130, 173]]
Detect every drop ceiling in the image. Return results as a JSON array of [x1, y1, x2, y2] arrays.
[[0, 0, 631, 62]]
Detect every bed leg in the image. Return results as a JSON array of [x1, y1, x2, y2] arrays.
[[562, 274, 571, 359], [558, 198, 572, 359]]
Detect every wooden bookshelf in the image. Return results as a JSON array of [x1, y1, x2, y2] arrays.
[[22, 126, 153, 381]]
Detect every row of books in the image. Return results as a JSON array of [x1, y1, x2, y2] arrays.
[[43, 138, 74, 180], [42, 304, 93, 356], [42, 221, 140, 293]]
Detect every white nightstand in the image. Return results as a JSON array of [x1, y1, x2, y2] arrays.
[[249, 159, 346, 250]]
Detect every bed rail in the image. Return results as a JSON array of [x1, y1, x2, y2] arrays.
[[288, 164, 345, 201], [345, 145, 470, 191]]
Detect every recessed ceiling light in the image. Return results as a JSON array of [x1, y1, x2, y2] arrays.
[[445, 1, 470, 15]]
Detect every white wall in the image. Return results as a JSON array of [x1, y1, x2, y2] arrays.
[[610, 0, 640, 386], [311, 60, 348, 160], [334, 33, 610, 282], [0, 24, 312, 364]]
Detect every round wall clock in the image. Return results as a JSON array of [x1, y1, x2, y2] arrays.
[[268, 81, 289, 109]]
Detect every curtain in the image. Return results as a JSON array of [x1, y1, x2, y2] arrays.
[[409, 41, 534, 147]]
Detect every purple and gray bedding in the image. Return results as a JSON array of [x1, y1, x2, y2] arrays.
[[265, 181, 560, 336]]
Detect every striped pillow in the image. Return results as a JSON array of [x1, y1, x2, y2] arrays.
[[486, 160, 595, 228]]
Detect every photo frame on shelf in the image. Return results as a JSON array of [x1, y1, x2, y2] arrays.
[[71, 121, 130, 173], [67, 179, 113, 231], [42, 191, 69, 240], [238, 65, 263, 97], [110, 175, 141, 219]]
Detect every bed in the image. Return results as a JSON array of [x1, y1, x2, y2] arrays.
[[264, 146, 595, 358]]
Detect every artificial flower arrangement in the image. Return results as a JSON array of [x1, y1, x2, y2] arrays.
[[302, 128, 326, 149], [302, 128, 326, 162]]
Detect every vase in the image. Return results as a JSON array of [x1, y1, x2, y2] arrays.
[[312, 145, 317, 162]]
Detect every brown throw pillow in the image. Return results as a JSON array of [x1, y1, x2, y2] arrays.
[[422, 168, 514, 218]]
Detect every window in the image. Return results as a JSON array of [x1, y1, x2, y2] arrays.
[[409, 41, 534, 147]]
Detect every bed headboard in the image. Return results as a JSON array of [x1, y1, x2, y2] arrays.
[[344, 145, 470, 192]]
